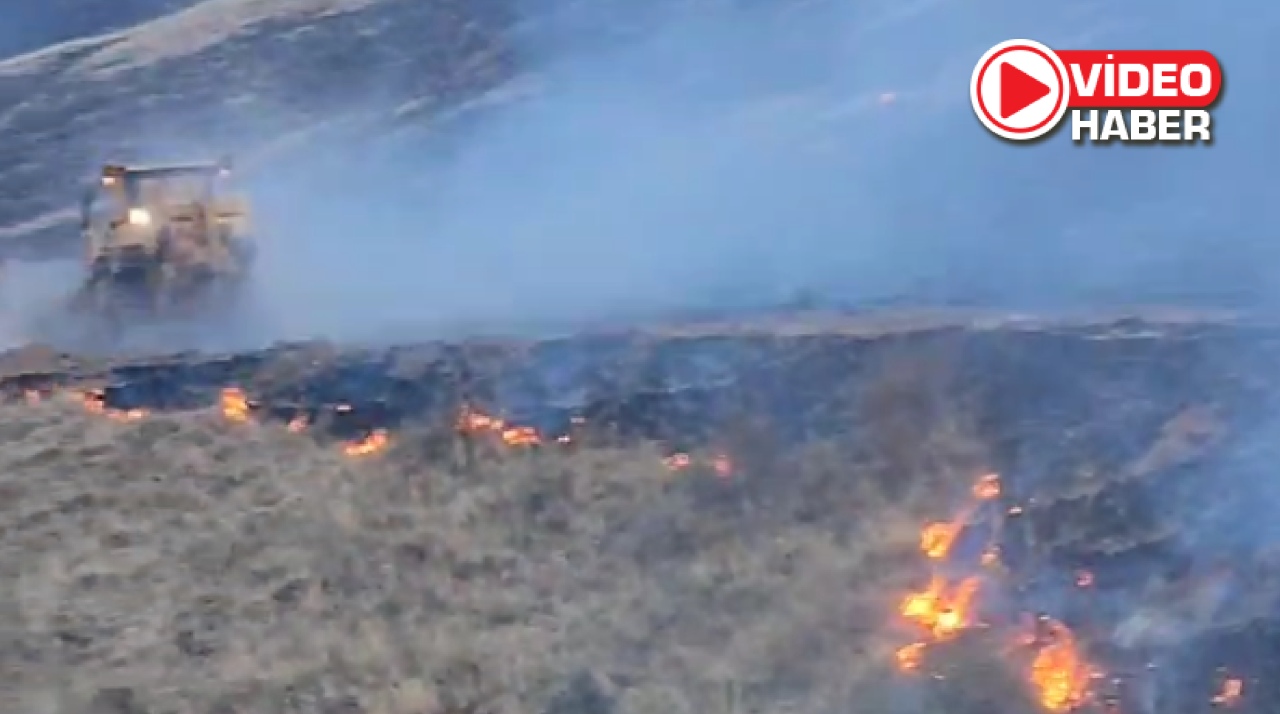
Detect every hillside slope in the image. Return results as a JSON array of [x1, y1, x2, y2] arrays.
[[3, 316, 1279, 713], [0, 1, 203, 59], [0, 0, 1271, 312], [0, 0, 513, 259], [0, 0, 1277, 710], [1, 392, 932, 714]]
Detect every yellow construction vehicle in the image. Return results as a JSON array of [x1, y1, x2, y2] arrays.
[[73, 158, 254, 322]]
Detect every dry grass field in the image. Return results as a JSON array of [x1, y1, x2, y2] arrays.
[[0, 354, 1035, 714], [3, 317, 1274, 714]]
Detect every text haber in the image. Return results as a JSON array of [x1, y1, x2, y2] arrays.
[[1057, 50, 1222, 143], [969, 41, 1224, 143]]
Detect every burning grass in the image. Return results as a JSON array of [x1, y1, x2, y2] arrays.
[[0, 339, 1264, 714], [894, 472, 1100, 711], [0, 367, 1012, 714]]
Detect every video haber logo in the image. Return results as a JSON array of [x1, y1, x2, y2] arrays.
[[969, 39, 1223, 143]]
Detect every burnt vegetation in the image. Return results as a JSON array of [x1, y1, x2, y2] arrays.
[[0, 2, 1272, 712], [2, 316, 1279, 713]]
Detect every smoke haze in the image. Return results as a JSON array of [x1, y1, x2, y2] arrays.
[[232, 0, 1279, 345], [0, 0, 1274, 350], [1, 2, 1278, 706]]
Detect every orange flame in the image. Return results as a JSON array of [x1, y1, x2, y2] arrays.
[[81, 389, 147, 421], [663, 452, 692, 471], [1029, 619, 1095, 712], [981, 545, 1001, 568], [1212, 677, 1243, 707], [343, 429, 389, 457], [82, 390, 105, 413], [895, 472, 1107, 710], [457, 405, 543, 446], [921, 521, 963, 560], [896, 642, 927, 672], [220, 387, 251, 422], [501, 425, 540, 446], [973, 473, 1001, 500], [899, 576, 981, 639], [457, 405, 504, 432], [662, 451, 734, 476]]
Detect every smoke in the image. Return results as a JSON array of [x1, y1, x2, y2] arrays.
[[3, 0, 1273, 348], [0, 1, 1277, 702], [0, 260, 81, 349], [4, 0, 1270, 346], [227, 0, 1280, 347]]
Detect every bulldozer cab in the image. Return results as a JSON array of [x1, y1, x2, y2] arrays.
[[73, 158, 255, 323], [80, 159, 252, 274]]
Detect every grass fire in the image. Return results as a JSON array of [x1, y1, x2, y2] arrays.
[[1, 315, 1275, 714]]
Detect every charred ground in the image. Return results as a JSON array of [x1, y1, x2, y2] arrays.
[[2, 313, 1278, 713], [0, 2, 1272, 712]]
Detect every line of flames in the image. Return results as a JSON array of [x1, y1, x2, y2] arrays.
[[22, 387, 727, 472], [895, 473, 1101, 710], [20, 387, 1249, 706], [895, 473, 1244, 711], [216, 387, 375, 452]]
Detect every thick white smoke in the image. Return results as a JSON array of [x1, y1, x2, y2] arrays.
[[233, 0, 1279, 346]]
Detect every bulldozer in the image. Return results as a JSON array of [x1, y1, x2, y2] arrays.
[[72, 158, 255, 326]]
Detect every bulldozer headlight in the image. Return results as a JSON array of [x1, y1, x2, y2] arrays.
[[127, 208, 151, 225]]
